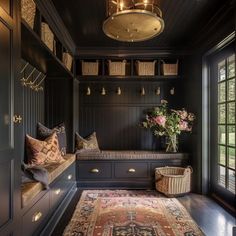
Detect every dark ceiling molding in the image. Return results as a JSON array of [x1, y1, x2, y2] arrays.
[[191, 1, 235, 51], [76, 47, 193, 58], [35, 0, 76, 55]]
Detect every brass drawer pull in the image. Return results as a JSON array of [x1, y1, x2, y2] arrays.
[[67, 174, 72, 180], [55, 189, 61, 195], [32, 211, 42, 222], [128, 168, 136, 173], [90, 168, 99, 173]]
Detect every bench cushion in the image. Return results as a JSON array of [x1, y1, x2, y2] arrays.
[[76, 150, 188, 160], [21, 154, 75, 207]]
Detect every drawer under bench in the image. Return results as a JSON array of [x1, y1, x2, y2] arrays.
[[21, 163, 76, 236], [77, 153, 189, 189]]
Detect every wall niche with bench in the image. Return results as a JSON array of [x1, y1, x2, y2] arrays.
[[20, 1, 77, 236]]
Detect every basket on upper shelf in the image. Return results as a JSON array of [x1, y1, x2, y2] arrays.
[[41, 22, 54, 52], [162, 60, 178, 76], [63, 52, 73, 71], [136, 60, 157, 76], [108, 60, 126, 76], [21, 0, 36, 29], [82, 61, 99, 75]]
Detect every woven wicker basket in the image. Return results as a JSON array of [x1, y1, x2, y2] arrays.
[[63, 52, 73, 71], [21, 0, 36, 29], [41, 22, 54, 52], [136, 60, 156, 76], [82, 61, 99, 75], [108, 60, 126, 76], [162, 60, 178, 76], [155, 166, 192, 197]]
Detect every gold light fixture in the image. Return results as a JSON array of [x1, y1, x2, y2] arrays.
[[103, 0, 164, 42]]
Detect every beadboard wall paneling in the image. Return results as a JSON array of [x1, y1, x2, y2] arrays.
[[22, 61, 45, 138], [45, 78, 73, 152], [79, 80, 186, 150]]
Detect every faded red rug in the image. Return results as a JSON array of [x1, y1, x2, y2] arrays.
[[63, 190, 204, 236]]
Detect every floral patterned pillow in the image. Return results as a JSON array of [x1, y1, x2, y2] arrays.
[[75, 132, 100, 153], [37, 122, 67, 156], [26, 132, 64, 166]]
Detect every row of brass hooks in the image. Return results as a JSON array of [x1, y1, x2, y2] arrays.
[[85, 86, 175, 96], [20, 62, 46, 92]]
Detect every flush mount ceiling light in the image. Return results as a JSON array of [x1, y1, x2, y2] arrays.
[[103, 0, 164, 42]]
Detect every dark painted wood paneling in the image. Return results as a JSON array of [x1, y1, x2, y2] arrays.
[[0, 160, 12, 227], [45, 78, 73, 152], [0, 1, 22, 235], [79, 79, 186, 150], [22, 61, 45, 139]]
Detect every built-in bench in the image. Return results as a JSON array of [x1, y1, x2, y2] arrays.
[[76, 151, 189, 189], [21, 154, 76, 236]]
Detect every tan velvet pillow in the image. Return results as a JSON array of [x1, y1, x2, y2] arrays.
[[26, 132, 64, 165], [75, 132, 100, 152]]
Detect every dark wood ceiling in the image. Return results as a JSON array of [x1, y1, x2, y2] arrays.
[[52, 0, 233, 50]]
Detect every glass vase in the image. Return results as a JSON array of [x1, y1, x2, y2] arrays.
[[166, 134, 178, 152]]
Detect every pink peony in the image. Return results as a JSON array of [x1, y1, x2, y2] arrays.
[[188, 113, 195, 121], [154, 115, 166, 127], [179, 120, 188, 130]]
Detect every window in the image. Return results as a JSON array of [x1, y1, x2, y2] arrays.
[[217, 54, 235, 194]]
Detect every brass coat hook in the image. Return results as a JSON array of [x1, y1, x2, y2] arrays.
[[101, 87, 106, 95], [21, 68, 36, 86], [155, 87, 161, 95], [33, 75, 46, 92], [117, 87, 121, 95], [27, 72, 42, 88], [20, 62, 29, 73], [170, 87, 175, 95], [141, 87, 145, 96], [86, 87, 91, 95]]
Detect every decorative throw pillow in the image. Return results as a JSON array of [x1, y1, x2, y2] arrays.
[[37, 122, 67, 156], [75, 132, 100, 152], [26, 132, 64, 166]]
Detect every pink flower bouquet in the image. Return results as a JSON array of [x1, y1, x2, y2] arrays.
[[141, 100, 195, 152]]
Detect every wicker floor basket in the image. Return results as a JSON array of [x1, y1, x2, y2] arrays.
[[21, 0, 36, 29], [155, 166, 192, 197]]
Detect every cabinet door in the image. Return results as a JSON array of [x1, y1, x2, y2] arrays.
[[0, 1, 22, 235]]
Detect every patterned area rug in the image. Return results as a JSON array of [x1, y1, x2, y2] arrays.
[[63, 190, 204, 236]]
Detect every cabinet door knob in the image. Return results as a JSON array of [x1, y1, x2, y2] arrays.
[[55, 189, 61, 195], [128, 168, 136, 173], [13, 115, 22, 124], [32, 211, 42, 222], [90, 168, 99, 173], [67, 174, 72, 180]]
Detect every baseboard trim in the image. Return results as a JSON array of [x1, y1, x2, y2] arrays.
[[211, 193, 236, 215], [40, 183, 77, 236]]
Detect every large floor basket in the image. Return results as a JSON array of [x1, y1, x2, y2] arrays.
[[155, 166, 192, 197]]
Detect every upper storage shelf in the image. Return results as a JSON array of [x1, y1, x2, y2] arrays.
[[76, 58, 180, 82], [21, 1, 73, 78]]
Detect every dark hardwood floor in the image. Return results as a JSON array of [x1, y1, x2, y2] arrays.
[[178, 194, 235, 236], [52, 190, 236, 236]]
